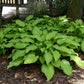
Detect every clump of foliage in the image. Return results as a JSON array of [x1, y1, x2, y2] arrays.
[[0, 15, 84, 82]]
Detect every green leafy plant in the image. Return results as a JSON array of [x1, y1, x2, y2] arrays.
[[0, 15, 84, 82]]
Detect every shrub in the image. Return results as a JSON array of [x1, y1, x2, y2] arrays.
[[0, 15, 84, 81], [25, 1, 48, 15], [52, 0, 70, 15]]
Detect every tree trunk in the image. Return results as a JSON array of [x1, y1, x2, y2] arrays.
[[15, 0, 19, 17], [0, 0, 2, 26], [67, 0, 84, 20], [49, 0, 53, 13]]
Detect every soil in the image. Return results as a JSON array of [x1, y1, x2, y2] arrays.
[[0, 52, 84, 84]]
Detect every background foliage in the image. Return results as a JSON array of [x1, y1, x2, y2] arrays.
[[52, 0, 70, 15], [24, 0, 71, 17]]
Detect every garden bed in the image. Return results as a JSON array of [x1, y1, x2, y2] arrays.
[[0, 15, 84, 84], [0, 52, 84, 84]]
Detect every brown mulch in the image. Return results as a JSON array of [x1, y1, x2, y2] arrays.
[[0, 52, 84, 84]]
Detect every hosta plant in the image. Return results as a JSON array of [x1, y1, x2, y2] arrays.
[[0, 15, 84, 81]]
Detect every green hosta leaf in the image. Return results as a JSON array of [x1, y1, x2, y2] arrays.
[[75, 19, 83, 25], [44, 41, 53, 48], [24, 52, 38, 64], [7, 49, 16, 59], [59, 16, 68, 21], [32, 18, 44, 26], [46, 43, 53, 49], [14, 42, 28, 49], [70, 55, 84, 68], [13, 33, 20, 39], [40, 48, 46, 53], [35, 42, 42, 47], [58, 18, 68, 26], [12, 49, 16, 54], [9, 39, 20, 43], [54, 45, 75, 55], [57, 38, 80, 48], [1, 38, 7, 43], [59, 21, 68, 26], [41, 35, 46, 41], [52, 60, 61, 68], [43, 30, 48, 36], [81, 40, 84, 52], [74, 37, 82, 43], [7, 54, 13, 59], [7, 58, 23, 69], [20, 38, 34, 43], [12, 50, 25, 61], [18, 28, 25, 33], [15, 20, 25, 27], [3, 27, 12, 33], [32, 27, 42, 36], [66, 26, 75, 33], [43, 15, 50, 19], [0, 31, 4, 39], [25, 15, 34, 21], [44, 51, 53, 65], [51, 50, 61, 62], [20, 34, 31, 38], [39, 56, 45, 64], [27, 24, 33, 31], [60, 52, 70, 57], [54, 34, 67, 40], [46, 31, 57, 40], [26, 44, 37, 53], [41, 30, 48, 41], [61, 59, 72, 76], [5, 42, 14, 48], [33, 35, 42, 41], [41, 64, 55, 82], [5, 34, 15, 39], [80, 27, 84, 35], [0, 43, 6, 49]]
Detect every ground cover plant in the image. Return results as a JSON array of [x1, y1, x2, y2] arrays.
[[0, 15, 84, 82]]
